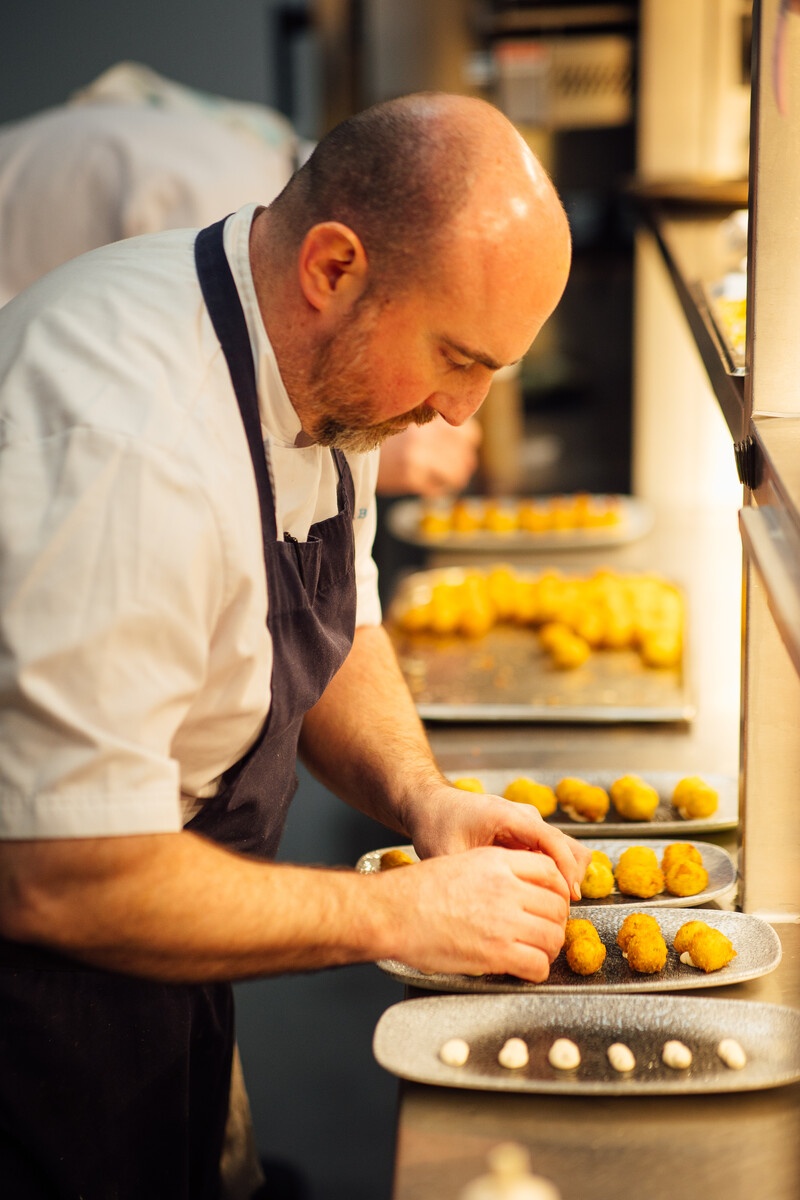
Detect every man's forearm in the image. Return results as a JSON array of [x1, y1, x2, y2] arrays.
[[0, 831, 385, 982], [297, 623, 447, 835]]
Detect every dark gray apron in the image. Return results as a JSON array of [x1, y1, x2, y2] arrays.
[[0, 216, 358, 1198]]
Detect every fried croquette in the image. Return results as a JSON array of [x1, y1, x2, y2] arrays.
[[555, 778, 610, 823], [580, 859, 616, 899], [672, 920, 708, 955], [566, 934, 607, 975], [664, 858, 709, 897], [591, 849, 613, 870], [503, 776, 557, 818], [660, 842, 703, 872], [564, 918, 597, 947], [379, 849, 415, 870], [625, 928, 668, 973], [609, 774, 660, 821], [614, 846, 665, 898], [452, 777, 485, 793], [616, 912, 661, 953], [679, 927, 737, 972], [672, 775, 719, 820]]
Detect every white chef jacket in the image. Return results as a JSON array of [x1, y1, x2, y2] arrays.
[[0, 204, 381, 840]]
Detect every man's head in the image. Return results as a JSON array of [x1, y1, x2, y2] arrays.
[[255, 92, 571, 451]]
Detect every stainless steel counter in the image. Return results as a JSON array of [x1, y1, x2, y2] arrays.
[[387, 506, 800, 1199]]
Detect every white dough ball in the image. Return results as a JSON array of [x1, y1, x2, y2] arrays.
[[662, 1039, 693, 1070], [439, 1037, 471, 1067], [498, 1037, 530, 1070], [716, 1038, 747, 1070], [607, 1042, 636, 1073], [547, 1038, 581, 1070]]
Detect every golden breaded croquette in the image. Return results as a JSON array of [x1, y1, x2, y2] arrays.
[[547, 628, 592, 669], [564, 918, 598, 948], [672, 776, 719, 820], [625, 928, 668, 973], [661, 842, 703, 872], [664, 859, 709, 897], [681, 927, 737, 972], [452, 777, 485, 793], [556, 779, 610, 823], [591, 849, 613, 870], [616, 912, 661, 953], [379, 849, 415, 870], [503, 777, 557, 818], [673, 920, 709, 955], [614, 846, 665, 898], [566, 934, 607, 975], [580, 860, 616, 899], [609, 774, 660, 821]]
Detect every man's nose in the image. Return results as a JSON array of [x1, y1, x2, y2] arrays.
[[428, 378, 493, 425]]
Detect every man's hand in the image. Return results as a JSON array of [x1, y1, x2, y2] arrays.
[[370, 844, 571, 982], [405, 781, 591, 903], [376, 416, 482, 497]]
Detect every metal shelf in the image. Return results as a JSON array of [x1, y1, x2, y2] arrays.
[[638, 202, 747, 443]]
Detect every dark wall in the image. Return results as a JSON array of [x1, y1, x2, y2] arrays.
[[0, 0, 308, 124]]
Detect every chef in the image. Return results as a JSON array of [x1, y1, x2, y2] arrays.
[[0, 91, 586, 1197]]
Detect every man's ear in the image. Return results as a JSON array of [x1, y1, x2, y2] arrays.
[[298, 222, 368, 314]]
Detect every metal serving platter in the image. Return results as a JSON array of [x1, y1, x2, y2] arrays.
[[357, 839, 737, 909], [373, 993, 800, 1095], [441, 769, 738, 836], [370, 908, 781, 995], [385, 568, 693, 723], [386, 494, 654, 553]]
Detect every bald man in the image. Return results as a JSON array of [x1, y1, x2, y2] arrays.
[[0, 93, 583, 1198]]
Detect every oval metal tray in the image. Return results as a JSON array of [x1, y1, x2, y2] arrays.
[[442, 768, 738, 836], [373, 992, 800, 1095], [371, 908, 781, 995], [357, 839, 737, 908], [386, 494, 654, 553]]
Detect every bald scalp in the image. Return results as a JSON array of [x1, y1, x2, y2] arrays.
[[265, 94, 511, 294]]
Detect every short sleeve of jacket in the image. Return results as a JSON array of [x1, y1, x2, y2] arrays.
[[0, 424, 231, 838]]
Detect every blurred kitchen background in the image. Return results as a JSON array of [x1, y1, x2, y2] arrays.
[[0, 2, 752, 1196]]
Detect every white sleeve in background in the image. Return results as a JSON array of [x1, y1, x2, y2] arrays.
[[0, 104, 295, 305]]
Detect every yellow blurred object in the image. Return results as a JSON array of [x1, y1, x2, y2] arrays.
[[452, 777, 485, 793], [580, 859, 615, 898], [610, 774, 660, 821], [389, 563, 685, 674], [671, 776, 719, 820], [502, 776, 557, 817], [590, 849, 613, 870], [664, 859, 709, 897], [555, 778, 610, 823], [614, 846, 665, 898], [660, 842, 703, 872], [450, 499, 482, 533], [379, 849, 415, 870]]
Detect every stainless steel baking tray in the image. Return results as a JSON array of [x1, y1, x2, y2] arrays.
[[373, 993, 800, 1095], [386, 494, 654, 553], [441, 769, 738, 836], [386, 569, 693, 723], [357, 839, 737, 909], [371, 908, 780, 994]]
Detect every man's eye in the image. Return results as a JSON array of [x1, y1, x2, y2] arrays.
[[443, 352, 473, 372]]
